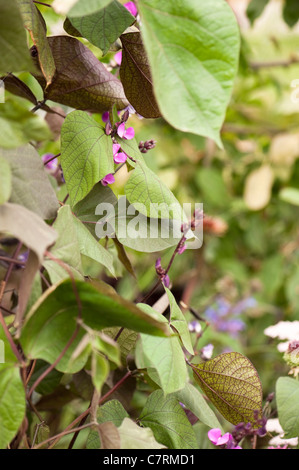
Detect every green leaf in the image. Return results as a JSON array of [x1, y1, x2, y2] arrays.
[[20, 278, 169, 373], [32, 36, 128, 113], [61, 110, 114, 207], [68, 0, 113, 17], [0, 0, 34, 74], [16, 0, 55, 85], [118, 418, 166, 449], [139, 389, 198, 449], [279, 187, 299, 206], [72, 212, 116, 277], [165, 288, 194, 355], [191, 352, 263, 426], [196, 167, 231, 209], [276, 377, 299, 438], [43, 205, 84, 284], [0, 98, 53, 150], [0, 144, 59, 219], [0, 326, 26, 449], [283, 0, 299, 28], [87, 398, 129, 448], [91, 352, 109, 392], [246, 0, 269, 25], [0, 157, 12, 205], [66, 0, 135, 55], [138, 0, 240, 146], [120, 30, 161, 118], [124, 161, 185, 221], [136, 303, 188, 394], [173, 382, 223, 431]]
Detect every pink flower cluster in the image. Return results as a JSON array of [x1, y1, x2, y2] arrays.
[[101, 120, 135, 186], [208, 428, 242, 449]]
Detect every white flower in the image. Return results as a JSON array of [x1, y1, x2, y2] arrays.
[[266, 419, 298, 447], [264, 321, 299, 352]]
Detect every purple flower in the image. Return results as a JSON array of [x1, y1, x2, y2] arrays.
[[113, 143, 127, 164], [117, 122, 135, 140], [102, 111, 110, 123], [208, 428, 242, 449], [162, 274, 170, 288], [177, 243, 187, 255], [101, 173, 115, 186], [42, 153, 58, 172], [124, 1, 137, 16], [114, 50, 122, 65]]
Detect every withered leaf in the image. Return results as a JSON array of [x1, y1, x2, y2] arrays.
[[32, 35, 129, 113], [120, 30, 161, 118]]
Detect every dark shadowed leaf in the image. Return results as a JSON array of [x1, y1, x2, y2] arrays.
[[283, 0, 299, 28], [16, 0, 55, 85], [246, 0, 270, 25], [31, 36, 128, 113], [192, 352, 263, 426], [65, 0, 135, 55], [120, 30, 161, 118]]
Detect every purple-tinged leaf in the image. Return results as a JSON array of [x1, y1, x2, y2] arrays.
[[31, 36, 129, 113], [120, 30, 161, 118], [191, 352, 263, 426]]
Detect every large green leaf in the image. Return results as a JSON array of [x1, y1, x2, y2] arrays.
[[65, 0, 135, 55], [139, 389, 198, 449], [0, 144, 59, 220], [135, 304, 187, 395], [191, 352, 263, 426], [16, 0, 55, 85], [0, 326, 26, 449], [20, 278, 169, 373], [138, 0, 240, 146], [60, 110, 114, 207], [32, 36, 128, 113], [124, 161, 185, 221], [0, 0, 34, 74], [276, 377, 299, 438]]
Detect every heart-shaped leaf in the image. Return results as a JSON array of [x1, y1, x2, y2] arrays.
[[120, 30, 161, 118], [138, 0, 240, 146], [60, 110, 114, 206], [65, 0, 135, 55], [191, 352, 263, 426], [32, 36, 128, 113], [139, 389, 198, 449]]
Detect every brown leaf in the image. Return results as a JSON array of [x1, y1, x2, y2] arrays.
[[31, 36, 129, 113], [120, 30, 161, 118]]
